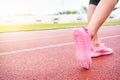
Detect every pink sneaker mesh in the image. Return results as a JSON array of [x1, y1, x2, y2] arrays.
[[91, 43, 113, 57], [73, 27, 92, 69]]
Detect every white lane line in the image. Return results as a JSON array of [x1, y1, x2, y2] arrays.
[[0, 34, 120, 43], [0, 35, 120, 56], [0, 28, 72, 43], [100, 35, 120, 39], [0, 42, 74, 56], [0, 34, 66, 42]]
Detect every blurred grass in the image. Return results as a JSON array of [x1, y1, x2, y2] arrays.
[[0, 21, 120, 32], [103, 21, 120, 25]]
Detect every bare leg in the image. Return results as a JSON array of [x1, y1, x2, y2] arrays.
[[87, 4, 100, 47], [88, 0, 118, 47], [87, 5, 96, 23]]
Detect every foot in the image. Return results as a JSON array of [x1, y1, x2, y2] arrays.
[[73, 27, 92, 69], [91, 43, 113, 57]]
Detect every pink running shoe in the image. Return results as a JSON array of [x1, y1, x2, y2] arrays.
[[91, 43, 113, 57], [73, 27, 92, 69]]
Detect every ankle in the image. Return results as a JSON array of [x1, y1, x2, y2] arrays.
[[93, 42, 100, 47]]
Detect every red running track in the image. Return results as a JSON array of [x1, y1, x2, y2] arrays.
[[0, 25, 120, 80]]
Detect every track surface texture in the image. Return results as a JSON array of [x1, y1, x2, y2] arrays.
[[0, 25, 120, 80]]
